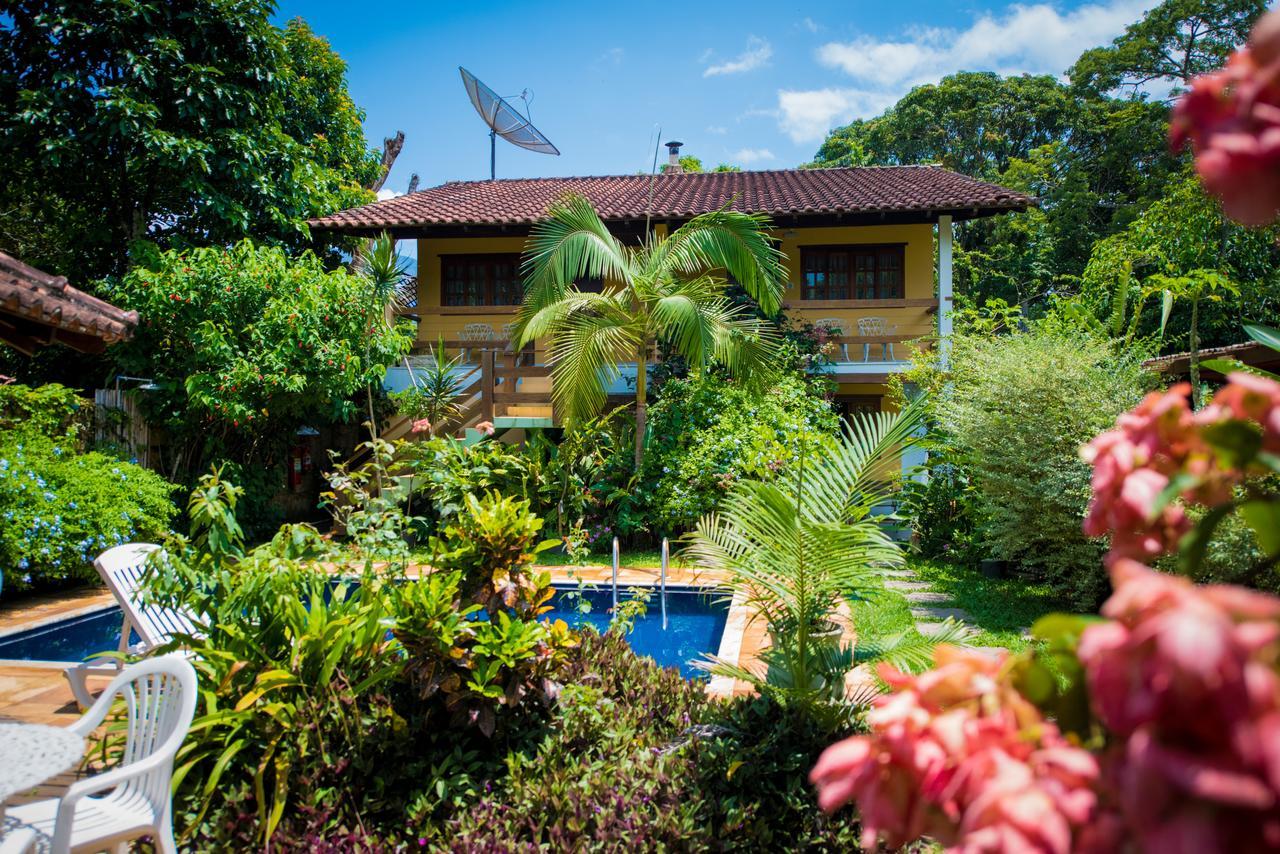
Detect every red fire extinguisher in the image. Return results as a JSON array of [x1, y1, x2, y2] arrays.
[[290, 443, 305, 490]]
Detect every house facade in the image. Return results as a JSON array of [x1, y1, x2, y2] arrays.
[[308, 160, 1031, 434]]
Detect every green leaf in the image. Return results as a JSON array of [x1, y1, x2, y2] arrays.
[[1244, 322, 1280, 354], [1200, 420, 1263, 469], [1240, 500, 1280, 557]]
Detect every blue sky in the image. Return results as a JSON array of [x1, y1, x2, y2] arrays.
[[275, 0, 1152, 191]]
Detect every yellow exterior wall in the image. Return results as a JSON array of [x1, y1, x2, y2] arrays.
[[774, 223, 936, 347], [413, 222, 937, 369], [412, 235, 527, 348]]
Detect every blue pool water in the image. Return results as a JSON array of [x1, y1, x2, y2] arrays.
[[0, 586, 728, 679]]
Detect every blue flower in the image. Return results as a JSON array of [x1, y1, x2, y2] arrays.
[[17, 558, 28, 569]]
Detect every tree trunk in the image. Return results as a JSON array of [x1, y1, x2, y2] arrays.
[[350, 131, 406, 275], [634, 340, 648, 468], [1189, 296, 1201, 409]]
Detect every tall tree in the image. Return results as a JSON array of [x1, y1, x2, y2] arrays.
[[807, 73, 1074, 181], [0, 3, 381, 282], [515, 195, 787, 466], [1070, 0, 1267, 97]]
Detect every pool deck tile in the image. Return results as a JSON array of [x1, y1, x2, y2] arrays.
[[0, 589, 115, 638]]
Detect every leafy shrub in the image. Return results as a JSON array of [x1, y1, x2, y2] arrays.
[[899, 461, 985, 563], [0, 432, 175, 591], [105, 240, 413, 531], [940, 329, 1149, 606], [637, 369, 839, 533], [689, 696, 863, 848], [396, 492, 572, 736], [0, 383, 87, 441]]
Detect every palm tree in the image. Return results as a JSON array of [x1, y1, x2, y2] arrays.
[[514, 194, 788, 465], [360, 233, 410, 437], [685, 394, 968, 717]]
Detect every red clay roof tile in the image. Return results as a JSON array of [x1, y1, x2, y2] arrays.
[[307, 166, 1033, 232], [0, 252, 138, 354]]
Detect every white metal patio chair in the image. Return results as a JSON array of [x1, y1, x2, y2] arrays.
[[6, 655, 198, 854], [64, 544, 200, 710], [857, 316, 897, 362], [457, 323, 495, 363], [811, 317, 850, 361]]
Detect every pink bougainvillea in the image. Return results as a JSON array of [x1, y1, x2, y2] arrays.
[[1079, 560, 1280, 851], [810, 647, 1102, 852], [1170, 10, 1280, 225], [1081, 374, 1280, 564], [813, 369, 1280, 851]]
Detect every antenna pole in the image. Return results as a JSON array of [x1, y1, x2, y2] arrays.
[[489, 129, 496, 180], [644, 126, 661, 238]]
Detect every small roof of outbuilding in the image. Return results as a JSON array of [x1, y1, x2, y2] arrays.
[[0, 252, 138, 355]]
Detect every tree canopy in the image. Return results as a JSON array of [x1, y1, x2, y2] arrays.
[[0, 2, 381, 282]]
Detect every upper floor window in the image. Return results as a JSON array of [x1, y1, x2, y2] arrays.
[[800, 245, 904, 301], [441, 254, 523, 306]]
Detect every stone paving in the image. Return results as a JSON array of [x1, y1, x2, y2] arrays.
[[884, 565, 1012, 659]]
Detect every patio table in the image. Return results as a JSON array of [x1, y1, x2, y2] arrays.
[[0, 722, 84, 820]]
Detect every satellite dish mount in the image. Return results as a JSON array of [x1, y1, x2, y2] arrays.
[[460, 67, 560, 180]]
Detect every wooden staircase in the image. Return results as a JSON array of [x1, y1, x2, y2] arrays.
[[347, 349, 556, 470]]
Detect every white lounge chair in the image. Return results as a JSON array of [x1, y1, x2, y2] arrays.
[[64, 543, 200, 710], [6, 655, 197, 854]]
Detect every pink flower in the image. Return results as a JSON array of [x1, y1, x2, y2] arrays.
[[1079, 561, 1280, 847], [811, 646, 1102, 852], [411, 418, 432, 434], [475, 420, 496, 436], [1171, 11, 1280, 225]]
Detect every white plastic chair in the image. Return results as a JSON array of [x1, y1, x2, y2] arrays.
[[857, 316, 897, 362], [65, 544, 200, 710], [457, 323, 495, 363], [811, 317, 850, 361], [6, 655, 198, 854]]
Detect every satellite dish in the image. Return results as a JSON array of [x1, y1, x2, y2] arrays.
[[459, 66, 560, 180]]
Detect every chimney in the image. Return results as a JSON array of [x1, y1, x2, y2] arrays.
[[663, 140, 684, 174]]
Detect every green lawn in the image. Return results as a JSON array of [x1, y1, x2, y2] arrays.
[[907, 557, 1064, 652], [533, 548, 690, 569]]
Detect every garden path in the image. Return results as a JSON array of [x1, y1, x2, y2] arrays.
[[881, 568, 1008, 658]]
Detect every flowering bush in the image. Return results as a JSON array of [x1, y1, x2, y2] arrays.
[[0, 433, 175, 591], [810, 371, 1280, 851], [810, 646, 1101, 851]]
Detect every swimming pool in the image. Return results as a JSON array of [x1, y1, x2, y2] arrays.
[[0, 586, 729, 679]]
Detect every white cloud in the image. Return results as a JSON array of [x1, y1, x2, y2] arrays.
[[816, 0, 1148, 89], [776, 0, 1151, 143], [597, 47, 624, 66], [376, 188, 402, 201], [776, 88, 899, 143], [706, 125, 729, 135], [704, 36, 773, 77], [799, 17, 821, 33], [732, 147, 775, 164]]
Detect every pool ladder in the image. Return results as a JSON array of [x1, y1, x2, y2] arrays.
[[611, 536, 670, 630]]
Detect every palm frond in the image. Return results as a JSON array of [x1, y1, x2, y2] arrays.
[[547, 304, 641, 425], [854, 619, 973, 673], [517, 195, 631, 344], [652, 208, 788, 316], [802, 393, 930, 523], [363, 232, 411, 313]]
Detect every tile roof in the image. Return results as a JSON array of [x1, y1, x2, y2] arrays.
[[307, 166, 1033, 232], [1144, 341, 1280, 373], [0, 252, 138, 354]]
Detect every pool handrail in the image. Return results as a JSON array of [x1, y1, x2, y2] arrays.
[[611, 536, 620, 612], [660, 537, 669, 630]]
